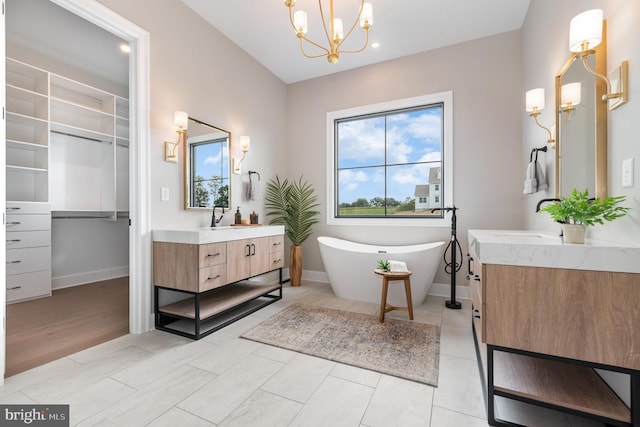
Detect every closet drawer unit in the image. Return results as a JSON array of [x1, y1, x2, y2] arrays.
[[198, 264, 227, 292], [6, 230, 51, 249], [199, 242, 226, 268], [6, 202, 51, 215], [6, 247, 51, 275], [6, 270, 52, 303], [6, 214, 51, 232]]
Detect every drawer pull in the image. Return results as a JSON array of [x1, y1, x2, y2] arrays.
[[7, 286, 22, 291], [474, 275, 481, 282], [7, 222, 21, 225], [472, 308, 481, 318], [7, 207, 21, 211], [273, 259, 282, 263], [7, 260, 22, 264], [272, 242, 282, 246], [6, 239, 22, 243], [207, 274, 221, 280], [207, 252, 221, 257]]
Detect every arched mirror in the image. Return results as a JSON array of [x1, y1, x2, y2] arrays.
[[555, 29, 607, 198], [183, 117, 231, 210]]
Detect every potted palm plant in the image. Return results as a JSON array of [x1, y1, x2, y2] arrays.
[[538, 188, 628, 243], [265, 175, 320, 286]]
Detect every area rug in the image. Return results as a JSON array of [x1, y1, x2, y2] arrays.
[[241, 303, 440, 386]]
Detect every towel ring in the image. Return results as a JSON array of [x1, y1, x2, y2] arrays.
[[248, 170, 260, 181]]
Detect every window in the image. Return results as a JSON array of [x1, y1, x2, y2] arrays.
[[189, 138, 229, 208], [326, 92, 453, 226]]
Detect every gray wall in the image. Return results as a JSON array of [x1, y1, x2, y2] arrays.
[[98, 0, 288, 230], [286, 31, 524, 285]]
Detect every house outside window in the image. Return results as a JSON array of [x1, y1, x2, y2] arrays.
[[326, 92, 453, 227]]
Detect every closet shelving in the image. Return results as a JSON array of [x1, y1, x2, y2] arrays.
[[5, 57, 130, 302]]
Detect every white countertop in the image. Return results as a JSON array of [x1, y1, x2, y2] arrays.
[[468, 229, 640, 273], [153, 225, 285, 244]]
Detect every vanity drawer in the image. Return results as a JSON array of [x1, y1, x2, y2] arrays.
[[198, 264, 226, 292], [269, 235, 284, 253], [6, 270, 52, 303], [7, 246, 51, 275], [270, 251, 284, 269], [6, 214, 51, 231], [199, 242, 226, 267], [6, 230, 51, 249]]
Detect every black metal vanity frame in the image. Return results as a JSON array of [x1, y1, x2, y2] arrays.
[[154, 268, 283, 340], [473, 321, 639, 427]]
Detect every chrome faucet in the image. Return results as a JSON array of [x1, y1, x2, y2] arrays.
[[211, 206, 226, 227]]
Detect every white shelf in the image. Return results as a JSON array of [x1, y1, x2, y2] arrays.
[[50, 121, 114, 144], [6, 58, 48, 95], [50, 74, 114, 115]]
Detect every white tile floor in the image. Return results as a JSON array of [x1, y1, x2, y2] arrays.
[[0, 281, 606, 426]]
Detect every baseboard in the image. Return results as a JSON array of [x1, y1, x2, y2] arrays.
[[298, 269, 470, 300], [52, 266, 129, 290]]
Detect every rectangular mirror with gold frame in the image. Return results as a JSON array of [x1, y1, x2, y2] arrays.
[[555, 24, 607, 199], [183, 117, 231, 210]]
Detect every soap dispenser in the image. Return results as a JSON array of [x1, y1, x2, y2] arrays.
[[234, 207, 242, 224], [250, 211, 258, 224]]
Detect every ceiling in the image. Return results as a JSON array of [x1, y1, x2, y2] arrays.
[[181, 0, 531, 84]]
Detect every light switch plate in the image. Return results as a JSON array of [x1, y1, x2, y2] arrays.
[[161, 187, 170, 201], [622, 158, 634, 188]]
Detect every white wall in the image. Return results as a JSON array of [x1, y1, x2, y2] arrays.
[[97, 0, 288, 231], [286, 31, 524, 285], [522, 0, 640, 242]]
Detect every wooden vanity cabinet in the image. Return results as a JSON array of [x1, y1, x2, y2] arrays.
[[153, 233, 284, 340], [471, 255, 640, 426]]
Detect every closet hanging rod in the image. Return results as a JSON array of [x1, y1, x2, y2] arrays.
[[50, 129, 112, 145]]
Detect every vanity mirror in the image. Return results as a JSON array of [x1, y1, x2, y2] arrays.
[[555, 21, 608, 199], [183, 117, 231, 210]]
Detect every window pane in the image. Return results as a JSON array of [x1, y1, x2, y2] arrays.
[[191, 141, 228, 207], [386, 107, 442, 165], [337, 167, 385, 215], [337, 116, 385, 169]]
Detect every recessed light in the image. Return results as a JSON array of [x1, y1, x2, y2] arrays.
[[371, 41, 380, 49], [120, 43, 131, 54]]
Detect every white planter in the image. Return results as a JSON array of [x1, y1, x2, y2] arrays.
[[562, 224, 586, 244]]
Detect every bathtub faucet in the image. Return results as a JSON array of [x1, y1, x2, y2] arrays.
[[211, 205, 225, 227]]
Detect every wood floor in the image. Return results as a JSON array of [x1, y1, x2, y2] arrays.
[[6, 277, 129, 377]]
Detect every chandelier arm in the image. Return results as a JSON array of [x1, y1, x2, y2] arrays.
[[337, 0, 366, 49], [318, 0, 333, 50], [299, 36, 330, 58], [337, 29, 369, 54]]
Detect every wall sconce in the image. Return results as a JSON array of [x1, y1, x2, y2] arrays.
[[560, 82, 581, 124], [525, 88, 555, 145], [232, 135, 250, 174], [164, 111, 188, 163], [569, 9, 628, 110]]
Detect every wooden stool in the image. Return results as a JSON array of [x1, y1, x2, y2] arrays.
[[374, 268, 414, 323]]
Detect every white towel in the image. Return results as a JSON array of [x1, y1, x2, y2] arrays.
[[388, 260, 409, 272], [535, 161, 548, 192], [247, 180, 261, 201], [523, 161, 537, 194]]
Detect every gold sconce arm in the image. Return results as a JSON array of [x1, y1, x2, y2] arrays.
[[529, 109, 555, 143]]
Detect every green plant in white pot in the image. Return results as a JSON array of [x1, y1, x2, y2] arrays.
[[265, 175, 320, 286], [538, 188, 629, 243]]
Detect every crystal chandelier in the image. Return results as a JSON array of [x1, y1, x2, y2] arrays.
[[284, 0, 373, 64]]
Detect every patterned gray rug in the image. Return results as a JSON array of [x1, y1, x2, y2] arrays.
[[241, 303, 440, 386]]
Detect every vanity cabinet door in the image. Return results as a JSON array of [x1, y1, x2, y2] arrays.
[[226, 239, 252, 284]]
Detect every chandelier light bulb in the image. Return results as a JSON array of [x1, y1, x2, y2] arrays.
[[360, 3, 373, 29], [293, 10, 308, 35], [333, 18, 344, 42]]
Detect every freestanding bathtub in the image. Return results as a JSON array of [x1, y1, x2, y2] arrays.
[[317, 236, 445, 307]]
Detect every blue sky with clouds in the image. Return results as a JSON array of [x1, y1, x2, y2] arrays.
[[336, 105, 442, 204]]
